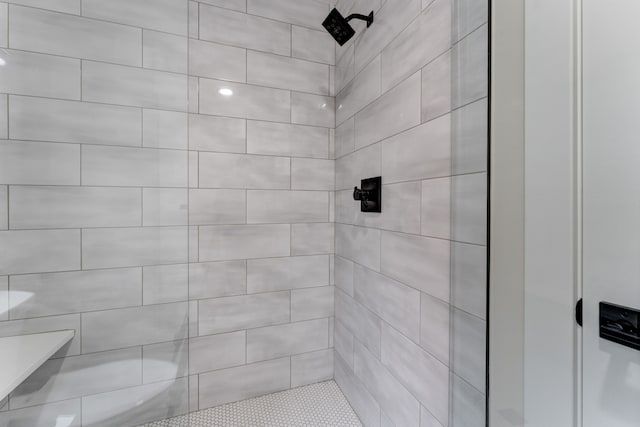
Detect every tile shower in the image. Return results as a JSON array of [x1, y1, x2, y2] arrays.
[[0, 0, 487, 426]]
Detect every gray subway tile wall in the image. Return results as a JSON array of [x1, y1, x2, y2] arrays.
[[0, 0, 335, 425], [333, 0, 488, 426], [0, 0, 487, 425]]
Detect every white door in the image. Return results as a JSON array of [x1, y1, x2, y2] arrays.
[[583, 0, 640, 425]]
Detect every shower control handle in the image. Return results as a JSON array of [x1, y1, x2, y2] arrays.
[[353, 177, 382, 213], [353, 187, 374, 202]]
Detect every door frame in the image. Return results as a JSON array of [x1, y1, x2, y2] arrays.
[[489, 0, 582, 426]]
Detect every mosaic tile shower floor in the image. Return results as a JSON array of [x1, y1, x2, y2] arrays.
[[139, 380, 362, 427]]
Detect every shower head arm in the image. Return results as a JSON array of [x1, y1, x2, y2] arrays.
[[345, 11, 374, 28]]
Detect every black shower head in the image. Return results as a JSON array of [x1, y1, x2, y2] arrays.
[[322, 8, 374, 46]]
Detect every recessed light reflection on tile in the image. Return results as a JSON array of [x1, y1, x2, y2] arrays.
[[0, 58, 6, 66], [218, 88, 233, 97]]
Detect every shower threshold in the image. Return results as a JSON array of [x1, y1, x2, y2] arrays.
[[139, 380, 362, 427]]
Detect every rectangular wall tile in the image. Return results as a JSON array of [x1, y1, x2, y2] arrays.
[[0, 4, 5, 48], [143, 30, 187, 74], [382, 114, 451, 183], [0, 140, 79, 185], [421, 177, 451, 240], [247, 121, 328, 159], [247, 318, 328, 363], [10, 96, 141, 147], [334, 319, 355, 369], [189, 76, 199, 113], [0, 276, 7, 321], [143, 109, 188, 150], [451, 242, 486, 319], [10, 347, 141, 409], [451, 374, 485, 427], [334, 255, 354, 297], [247, 0, 328, 29], [420, 292, 450, 365], [336, 55, 381, 125], [198, 357, 290, 409], [422, 406, 445, 427], [292, 158, 335, 190], [199, 291, 290, 335], [292, 92, 335, 128], [354, 71, 421, 149], [452, 98, 487, 175], [380, 0, 451, 92], [452, 308, 486, 392], [334, 352, 381, 427], [199, 4, 290, 55], [292, 26, 335, 65], [0, 229, 79, 275], [248, 51, 329, 95], [189, 260, 246, 300], [247, 255, 329, 293], [381, 323, 449, 424], [8, 0, 80, 14], [381, 231, 450, 301], [189, 0, 198, 38], [422, 50, 451, 122], [143, 188, 188, 226], [0, 314, 81, 357], [82, 226, 188, 269], [335, 289, 382, 357], [189, 38, 246, 82], [82, 145, 188, 188], [335, 43, 355, 94], [0, 48, 80, 99], [291, 349, 334, 387], [291, 223, 334, 255], [199, 79, 290, 122], [354, 265, 421, 341], [9, 5, 141, 66], [247, 190, 328, 223], [335, 117, 355, 158], [189, 114, 245, 153], [82, 302, 189, 353], [10, 186, 141, 229], [335, 224, 380, 271], [452, 24, 487, 108], [354, 342, 421, 427], [0, 400, 81, 427], [82, 61, 188, 111], [452, 0, 488, 43], [142, 340, 188, 383], [199, 153, 290, 190], [189, 331, 246, 374], [10, 268, 141, 319], [0, 186, 7, 230], [199, 224, 290, 261], [291, 286, 334, 321], [357, 181, 422, 234], [200, 0, 246, 12], [189, 189, 245, 225], [82, 0, 188, 36], [143, 264, 188, 305], [451, 172, 487, 245], [335, 142, 380, 191], [82, 378, 188, 427], [0, 94, 7, 138], [353, 0, 421, 72]]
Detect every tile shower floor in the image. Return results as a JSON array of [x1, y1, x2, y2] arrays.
[[140, 380, 362, 427]]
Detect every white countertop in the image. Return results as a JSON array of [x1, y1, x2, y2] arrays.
[[0, 330, 75, 400]]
